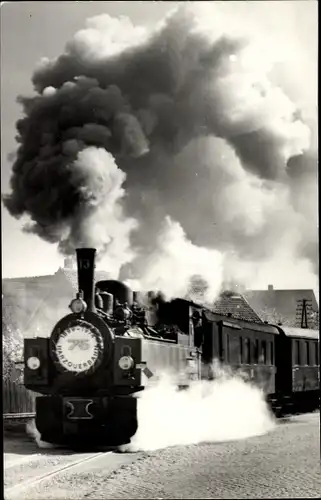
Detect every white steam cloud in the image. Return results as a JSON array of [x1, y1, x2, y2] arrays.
[[26, 420, 54, 449], [25, 364, 276, 452], [121, 364, 276, 452], [124, 216, 224, 302]]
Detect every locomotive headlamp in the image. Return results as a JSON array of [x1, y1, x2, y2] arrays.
[[118, 355, 134, 370], [26, 356, 40, 370], [69, 297, 87, 314]]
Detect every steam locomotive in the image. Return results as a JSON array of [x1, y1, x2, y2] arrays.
[[23, 248, 319, 447], [23, 248, 202, 446]]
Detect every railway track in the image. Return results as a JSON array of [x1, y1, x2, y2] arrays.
[[4, 451, 113, 498], [4, 411, 318, 499]]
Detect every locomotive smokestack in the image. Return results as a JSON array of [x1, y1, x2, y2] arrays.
[[76, 248, 96, 312]]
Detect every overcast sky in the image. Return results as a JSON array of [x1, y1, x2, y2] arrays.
[[1, 1, 318, 290]]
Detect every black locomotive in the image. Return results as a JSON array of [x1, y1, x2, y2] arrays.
[[23, 248, 201, 446], [23, 248, 319, 446]]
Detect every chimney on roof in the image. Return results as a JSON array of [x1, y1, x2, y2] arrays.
[[268, 284, 273, 292], [64, 257, 74, 270]]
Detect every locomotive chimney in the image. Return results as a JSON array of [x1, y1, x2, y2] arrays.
[[76, 248, 96, 312]]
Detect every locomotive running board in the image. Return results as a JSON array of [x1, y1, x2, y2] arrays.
[[64, 398, 94, 420]]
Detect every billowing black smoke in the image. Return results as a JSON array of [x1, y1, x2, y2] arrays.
[[3, 4, 317, 299]]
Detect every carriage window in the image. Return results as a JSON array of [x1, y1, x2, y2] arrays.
[[266, 342, 271, 365], [315, 342, 319, 366], [226, 334, 230, 362], [254, 339, 259, 364], [310, 342, 316, 366], [269, 341, 274, 365], [306, 341, 310, 365], [294, 340, 301, 365], [244, 338, 251, 364], [260, 340, 267, 364], [239, 337, 243, 364]]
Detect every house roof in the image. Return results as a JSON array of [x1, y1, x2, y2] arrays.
[[55, 267, 111, 291], [211, 291, 264, 324], [3, 268, 111, 291], [2, 267, 111, 335], [244, 288, 319, 329], [4, 274, 55, 283]]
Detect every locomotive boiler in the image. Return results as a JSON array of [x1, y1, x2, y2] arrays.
[[23, 248, 201, 446]]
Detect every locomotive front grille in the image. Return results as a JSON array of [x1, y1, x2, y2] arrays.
[[63, 397, 94, 420]]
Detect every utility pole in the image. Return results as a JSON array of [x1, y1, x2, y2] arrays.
[[295, 299, 311, 329]]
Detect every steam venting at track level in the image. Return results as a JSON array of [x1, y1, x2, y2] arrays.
[[121, 365, 276, 452]]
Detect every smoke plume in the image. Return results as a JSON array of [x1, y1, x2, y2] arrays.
[[3, 3, 317, 295], [120, 364, 276, 452]]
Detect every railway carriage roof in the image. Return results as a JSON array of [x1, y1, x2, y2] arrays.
[[278, 326, 319, 340], [203, 310, 280, 334]]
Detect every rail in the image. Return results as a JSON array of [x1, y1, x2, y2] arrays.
[[4, 451, 113, 498]]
